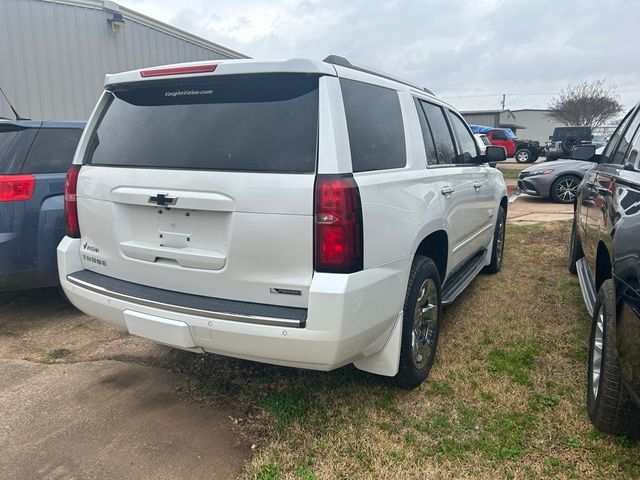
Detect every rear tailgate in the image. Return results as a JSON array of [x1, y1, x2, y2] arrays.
[[76, 73, 320, 308]]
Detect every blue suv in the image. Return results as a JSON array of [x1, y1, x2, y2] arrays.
[[0, 120, 85, 291]]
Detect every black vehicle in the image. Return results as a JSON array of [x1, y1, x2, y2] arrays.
[[547, 126, 592, 161], [568, 105, 640, 438], [514, 139, 544, 164]]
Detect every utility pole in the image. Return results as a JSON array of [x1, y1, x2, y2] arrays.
[[501, 94, 506, 110]]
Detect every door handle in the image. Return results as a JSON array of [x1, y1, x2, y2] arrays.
[[441, 186, 455, 196], [473, 182, 484, 190]]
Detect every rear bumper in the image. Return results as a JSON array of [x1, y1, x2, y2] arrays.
[[58, 237, 409, 372]]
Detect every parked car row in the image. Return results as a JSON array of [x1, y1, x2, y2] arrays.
[[1, 55, 637, 440], [470, 124, 544, 163]]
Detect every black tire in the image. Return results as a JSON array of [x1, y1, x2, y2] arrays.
[[550, 175, 581, 204], [562, 136, 581, 155], [483, 205, 506, 274], [515, 148, 532, 164], [568, 214, 583, 275], [587, 280, 640, 439], [395, 256, 442, 390]]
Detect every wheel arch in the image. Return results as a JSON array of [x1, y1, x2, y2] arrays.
[[595, 240, 613, 292], [414, 230, 448, 281]]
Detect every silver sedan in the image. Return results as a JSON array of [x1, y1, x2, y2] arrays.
[[517, 160, 596, 203]]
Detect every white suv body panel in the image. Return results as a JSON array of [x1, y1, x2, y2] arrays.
[[58, 58, 507, 375]]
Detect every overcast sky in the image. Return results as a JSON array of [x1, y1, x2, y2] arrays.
[[118, 0, 640, 112]]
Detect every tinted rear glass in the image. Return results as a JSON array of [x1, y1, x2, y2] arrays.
[[0, 129, 19, 171], [86, 74, 320, 173], [340, 79, 406, 172], [23, 128, 82, 174], [553, 127, 591, 140]]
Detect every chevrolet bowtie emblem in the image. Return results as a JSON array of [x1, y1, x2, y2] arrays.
[[148, 193, 177, 206]]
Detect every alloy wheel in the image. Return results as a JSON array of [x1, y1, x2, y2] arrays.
[[556, 178, 579, 202], [591, 310, 604, 399], [516, 151, 529, 163], [412, 278, 438, 369]]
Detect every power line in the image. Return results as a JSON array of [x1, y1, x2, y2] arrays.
[[442, 90, 640, 99]]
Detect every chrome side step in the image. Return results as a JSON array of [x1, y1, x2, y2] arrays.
[[576, 257, 596, 317]]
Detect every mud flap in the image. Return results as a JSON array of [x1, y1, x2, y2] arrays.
[[353, 311, 403, 377]]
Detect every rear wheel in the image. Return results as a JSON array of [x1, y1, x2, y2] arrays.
[[483, 205, 506, 274], [515, 149, 532, 164], [395, 256, 442, 390], [550, 175, 580, 204], [587, 280, 640, 439]]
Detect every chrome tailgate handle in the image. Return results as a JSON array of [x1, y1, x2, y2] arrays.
[[120, 241, 226, 270]]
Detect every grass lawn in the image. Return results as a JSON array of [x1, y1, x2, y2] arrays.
[[499, 168, 522, 181], [172, 222, 639, 479]]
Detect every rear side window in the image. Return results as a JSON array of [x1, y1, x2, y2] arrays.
[[86, 74, 319, 173], [491, 130, 507, 140], [611, 110, 640, 165], [340, 79, 406, 172], [23, 128, 82, 174], [449, 113, 478, 164], [0, 129, 19, 171], [420, 101, 456, 165], [414, 98, 437, 165]]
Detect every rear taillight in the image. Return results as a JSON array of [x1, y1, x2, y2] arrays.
[[0, 175, 35, 202], [314, 175, 363, 273], [64, 165, 81, 238]]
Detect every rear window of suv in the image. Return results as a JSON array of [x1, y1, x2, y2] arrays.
[[85, 74, 320, 173]]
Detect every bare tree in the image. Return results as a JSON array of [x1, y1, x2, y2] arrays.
[[547, 80, 623, 128]]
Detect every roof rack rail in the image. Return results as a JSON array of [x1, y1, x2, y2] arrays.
[[323, 55, 434, 96]]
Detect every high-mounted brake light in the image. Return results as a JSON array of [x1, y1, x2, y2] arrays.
[[139, 64, 217, 77], [314, 175, 363, 273], [64, 165, 81, 238], [0, 175, 35, 202]]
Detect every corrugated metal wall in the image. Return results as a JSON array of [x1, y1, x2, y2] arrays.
[[0, 0, 239, 120], [461, 112, 500, 127]]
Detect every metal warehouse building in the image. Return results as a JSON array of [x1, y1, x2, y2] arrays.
[[0, 0, 247, 120]]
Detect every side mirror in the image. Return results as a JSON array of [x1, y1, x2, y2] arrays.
[[571, 145, 597, 161], [484, 145, 507, 163]]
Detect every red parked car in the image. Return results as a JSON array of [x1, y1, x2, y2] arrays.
[[486, 129, 516, 157]]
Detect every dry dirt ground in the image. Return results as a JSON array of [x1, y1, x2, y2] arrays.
[[1, 219, 638, 479], [0, 290, 248, 480]]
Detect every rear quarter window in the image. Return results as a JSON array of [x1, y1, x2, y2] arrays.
[[0, 129, 20, 173], [86, 74, 320, 173], [340, 79, 406, 172], [23, 128, 83, 174]]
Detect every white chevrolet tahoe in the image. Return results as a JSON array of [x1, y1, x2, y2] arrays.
[[58, 56, 508, 389]]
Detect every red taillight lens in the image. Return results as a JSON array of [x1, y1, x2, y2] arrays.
[[314, 175, 363, 273], [140, 64, 217, 77], [0, 175, 35, 202], [64, 165, 81, 238]]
